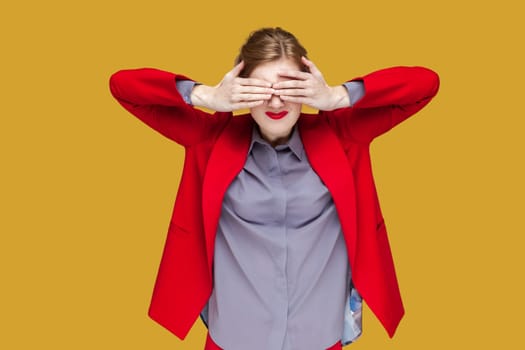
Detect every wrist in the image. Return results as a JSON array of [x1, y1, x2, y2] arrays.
[[190, 84, 213, 109], [329, 85, 351, 110]]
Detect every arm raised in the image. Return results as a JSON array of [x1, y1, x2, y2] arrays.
[[109, 68, 225, 146], [326, 66, 440, 143]]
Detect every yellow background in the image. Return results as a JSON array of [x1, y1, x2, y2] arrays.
[[1, 0, 524, 349]]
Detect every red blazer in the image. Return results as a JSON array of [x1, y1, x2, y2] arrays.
[[109, 66, 439, 339]]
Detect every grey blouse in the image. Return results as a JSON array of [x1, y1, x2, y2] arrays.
[[176, 80, 365, 349]]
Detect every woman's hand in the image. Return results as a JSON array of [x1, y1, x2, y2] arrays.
[[272, 57, 350, 111], [190, 61, 275, 112]]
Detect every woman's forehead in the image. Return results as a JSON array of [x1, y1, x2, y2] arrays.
[[249, 58, 300, 82]]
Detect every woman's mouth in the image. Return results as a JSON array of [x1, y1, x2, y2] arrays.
[[265, 111, 288, 120]]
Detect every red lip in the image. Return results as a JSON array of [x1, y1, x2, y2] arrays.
[[265, 111, 288, 120]]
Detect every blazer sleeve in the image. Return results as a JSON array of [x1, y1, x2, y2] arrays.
[[109, 68, 227, 146], [325, 66, 440, 143]]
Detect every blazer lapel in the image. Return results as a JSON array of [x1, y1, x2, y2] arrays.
[[202, 115, 253, 275], [202, 114, 358, 274], [299, 115, 358, 266]]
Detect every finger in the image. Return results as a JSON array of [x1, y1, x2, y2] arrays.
[[279, 95, 310, 104], [232, 93, 272, 102], [272, 79, 308, 90], [277, 70, 311, 81], [274, 88, 311, 97], [236, 77, 273, 87], [232, 100, 265, 110], [228, 61, 245, 78], [301, 56, 321, 76], [301, 56, 325, 80], [234, 85, 275, 95]]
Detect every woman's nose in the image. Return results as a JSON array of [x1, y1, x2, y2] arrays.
[[268, 94, 284, 109]]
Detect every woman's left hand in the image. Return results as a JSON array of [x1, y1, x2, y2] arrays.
[[272, 57, 350, 111]]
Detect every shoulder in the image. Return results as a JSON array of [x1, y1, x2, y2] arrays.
[[191, 112, 252, 150]]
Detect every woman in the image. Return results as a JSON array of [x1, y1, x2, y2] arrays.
[[109, 27, 439, 350]]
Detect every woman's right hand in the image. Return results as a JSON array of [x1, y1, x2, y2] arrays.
[[190, 61, 275, 112]]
